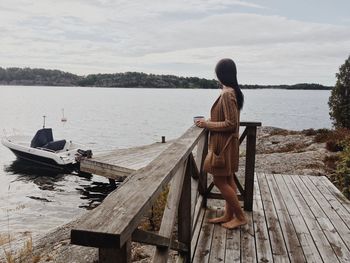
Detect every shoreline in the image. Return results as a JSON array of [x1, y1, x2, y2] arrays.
[[0, 84, 332, 90], [0, 125, 338, 262]]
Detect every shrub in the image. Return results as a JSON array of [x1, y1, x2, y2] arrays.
[[329, 55, 350, 128]]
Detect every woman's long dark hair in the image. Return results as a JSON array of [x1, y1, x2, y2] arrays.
[[215, 58, 244, 110]]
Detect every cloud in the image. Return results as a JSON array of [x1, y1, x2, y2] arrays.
[[0, 0, 349, 85]]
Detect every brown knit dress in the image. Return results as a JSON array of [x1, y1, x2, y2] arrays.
[[204, 89, 240, 176]]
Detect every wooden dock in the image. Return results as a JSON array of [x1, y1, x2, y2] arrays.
[[193, 173, 350, 262], [66, 123, 350, 263], [80, 141, 173, 181]]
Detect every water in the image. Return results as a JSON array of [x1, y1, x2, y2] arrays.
[[0, 86, 331, 240]]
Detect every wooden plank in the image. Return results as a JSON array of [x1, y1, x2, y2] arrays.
[[240, 122, 262, 127], [99, 238, 131, 263], [207, 192, 243, 201], [288, 175, 348, 262], [257, 173, 290, 262], [71, 126, 206, 249], [191, 207, 206, 262], [265, 174, 306, 262], [192, 195, 204, 234], [153, 159, 188, 262], [178, 162, 192, 262], [80, 161, 133, 180], [208, 209, 226, 262], [283, 175, 339, 262], [240, 211, 256, 263], [225, 223, 240, 263], [198, 132, 208, 206], [244, 126, 257, 211], [191, 177, 199, 228], [299, 176, 350, 252], [317, 176, 350, 214], [80, 141, 172, 177], [195, 133, 207, 174], [274, 175, 326, 263], [132, 229, 187, 252], [192, 209, 215, 263], [252, 174, 273, 263], [308, 176, 350, 228]]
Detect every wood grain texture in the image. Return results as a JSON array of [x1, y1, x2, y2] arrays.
[[71, 126, 206, 249]]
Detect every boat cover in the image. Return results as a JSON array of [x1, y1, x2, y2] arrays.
[[42, 140, 66, 151], [30, 128, 54, 148]]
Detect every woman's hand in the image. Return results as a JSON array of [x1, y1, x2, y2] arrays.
[[195, 119, 207, 128]]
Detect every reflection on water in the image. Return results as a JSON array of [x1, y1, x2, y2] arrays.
[[4, 159, 117, 210]]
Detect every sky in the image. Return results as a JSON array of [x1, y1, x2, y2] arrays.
[[0, 0, 349, 85]]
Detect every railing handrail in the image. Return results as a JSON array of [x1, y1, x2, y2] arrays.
[[70, 121, 261, 262], [71, 126, 206, 249]]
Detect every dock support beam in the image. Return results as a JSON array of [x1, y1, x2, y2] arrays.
[[244, 125, 257, 211]]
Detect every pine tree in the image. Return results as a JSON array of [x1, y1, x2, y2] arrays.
[[329, 55, 350, 128]]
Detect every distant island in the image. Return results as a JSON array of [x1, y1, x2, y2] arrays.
[[0, 67, 332, 90]]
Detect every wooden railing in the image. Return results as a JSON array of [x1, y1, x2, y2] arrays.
[[70, 122, 261, 262]]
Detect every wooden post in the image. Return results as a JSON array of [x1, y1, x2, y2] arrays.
[[99, 239, 131, 263], [178, 159, 192, 262], [244, 126, 257, 211], [198, 131, 208, 208]]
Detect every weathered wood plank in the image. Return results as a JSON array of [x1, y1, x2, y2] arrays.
[[317, 176, 350, 215], [253, 174, 273, 263], [308, 176, 350, 228], [153, 159, 188, 263], [274, 175, 325, 263], [195, 133, 207, 174], [265, 174, 306, 262], [71, 126, 206, 249], [257, 173, 290, 262], [225, 224, 240, 263], [299, 176, 350, 252], [192, 209, 215, 263], [99, 239, 131, 263], [132, 229, 187, 252], [288, 175, 348, 262], [80, 161, 133, 180], [243, 126, 257, 211], [191, 207, 206, 262], [80, 141, 172, 177], [283, 174, 339, 262], [192, 195, 204, 234], [209, 209, 226, 262], [178, 162, 192, 262], [240, 211, 256, 263]]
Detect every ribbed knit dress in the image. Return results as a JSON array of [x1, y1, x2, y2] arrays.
[[204, 88, 240, 176]]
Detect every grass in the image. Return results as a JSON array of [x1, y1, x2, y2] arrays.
[[139, 185, 170, 231], [2, 234, 41, 263], [320, 128, 350, 199]]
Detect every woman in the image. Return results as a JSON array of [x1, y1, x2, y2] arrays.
[[195, 58, 247, 229]]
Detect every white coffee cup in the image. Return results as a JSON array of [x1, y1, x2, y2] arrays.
[[193, 116, 205, 123]]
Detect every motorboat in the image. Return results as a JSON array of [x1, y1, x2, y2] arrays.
[[1, 127, 92, 172]]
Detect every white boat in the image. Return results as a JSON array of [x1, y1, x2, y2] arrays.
[[1, 128, 92, 171]]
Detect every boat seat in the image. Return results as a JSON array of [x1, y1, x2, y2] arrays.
[[42, 140, 67, 152]]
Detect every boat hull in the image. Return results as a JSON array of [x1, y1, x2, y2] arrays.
[[9, 148, 78, 171]]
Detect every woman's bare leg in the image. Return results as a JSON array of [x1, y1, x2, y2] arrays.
[[211, 176, 247, 229], [208, 175, 234, 223], [208, 174, 238, 223]]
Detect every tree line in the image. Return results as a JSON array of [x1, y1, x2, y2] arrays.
[[0, 67, 332, 89]]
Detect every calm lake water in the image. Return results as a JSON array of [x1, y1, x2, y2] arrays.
[[0, 86, 331, 241]]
